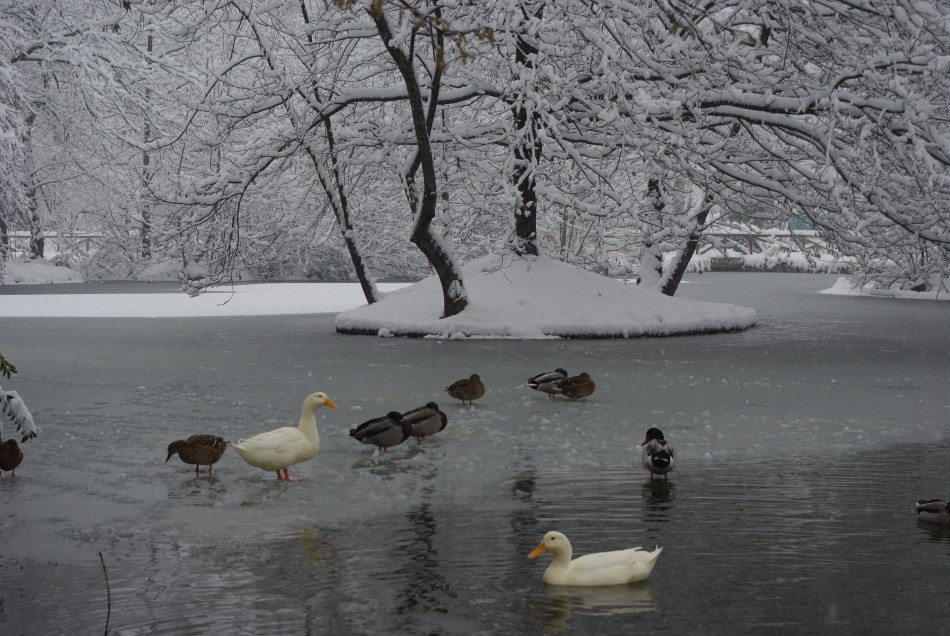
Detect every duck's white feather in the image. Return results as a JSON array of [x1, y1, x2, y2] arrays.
[[232, 392, 335, 474], [530, 531, 662, 586]]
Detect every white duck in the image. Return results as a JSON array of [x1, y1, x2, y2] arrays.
[[232, 391, 337, 481], [528, 531, 662, 586]]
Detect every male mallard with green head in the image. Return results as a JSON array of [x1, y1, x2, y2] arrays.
[[349, 411, 411, 452], [640, 427, 676, 480], [401, 402, 448, 442], [528, 368, 567, 399]]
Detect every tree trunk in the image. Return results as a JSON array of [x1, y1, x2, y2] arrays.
[[661, 192, 711, 296], [0, 214, 9, 260], [303, 144, 380, 305], [637, 176, 665, 286], [299, 1, 378, 305], [511, 7, 544, 256], [21, 114, 43, 259], [371, 9, 466, 318], [140, 30, 153, 259]]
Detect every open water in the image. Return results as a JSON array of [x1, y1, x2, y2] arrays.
[[0, 273, 948, 634]]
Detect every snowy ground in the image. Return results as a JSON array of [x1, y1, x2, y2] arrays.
[[3, 254, 759, 337], [335, 255, 757, 338]]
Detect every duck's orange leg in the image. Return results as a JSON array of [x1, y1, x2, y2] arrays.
[[275, 470, 284, 480]]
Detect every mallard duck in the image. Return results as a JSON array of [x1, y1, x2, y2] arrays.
[[0, 439, 23, 477], [556, 372, 595, 400], [349, 411, 411, 452], [528, 531, 662, 586], [445, 374, 485, 405], [528, 369, 568, 398], [165, 435, 229, 476], [915, 498, 950, 526], [401, 402, 448, 442], [640, 427, 675, 480], [232, 391, 337, 481]]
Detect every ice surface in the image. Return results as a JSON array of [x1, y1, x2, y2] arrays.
[[0, 273, 948, 634]]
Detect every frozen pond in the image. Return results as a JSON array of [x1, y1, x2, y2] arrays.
[[1, 273, 948, 634]]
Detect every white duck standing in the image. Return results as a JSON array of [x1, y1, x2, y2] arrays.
[[528, 531, 662, 586], [233, 391, 337, 481]]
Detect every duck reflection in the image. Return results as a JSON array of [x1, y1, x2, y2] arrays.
[[642, 479, 675, 514], [396, 501, 454, 613], [529, 582, 658, 632], [298, 529, 337, 569]]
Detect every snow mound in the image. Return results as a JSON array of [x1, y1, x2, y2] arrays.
[[820, 276, 950, 301], [335, 254, 757, 338], [136, 261, 211, 282], [1, 258, 84, 285]]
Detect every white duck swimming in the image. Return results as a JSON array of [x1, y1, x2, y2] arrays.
[[232, 391, 337, 481], [528, 531, 662, 586]]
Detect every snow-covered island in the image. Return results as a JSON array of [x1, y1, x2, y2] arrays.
[[335, 254, 757, 339]]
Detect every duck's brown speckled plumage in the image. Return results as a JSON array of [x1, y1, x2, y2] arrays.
[[0, 439, 23, 477], [446, 374, 485, 405], [556, 372, 596, 400], [166, 435, 229, 476]]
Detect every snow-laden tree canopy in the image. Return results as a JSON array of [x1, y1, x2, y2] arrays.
[[2, 0, 949, 298]]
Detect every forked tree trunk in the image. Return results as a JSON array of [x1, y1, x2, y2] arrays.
[[371, 9, 466, 318], [299, 1, 380, 305]]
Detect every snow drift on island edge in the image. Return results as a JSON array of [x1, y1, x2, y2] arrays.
[[334, 254, 758, 339]]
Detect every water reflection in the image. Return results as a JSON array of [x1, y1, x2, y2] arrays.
[[528, 582, 658, 632], [916, 522, 950, 543], [642, 479, 675, 509], [395, 500, 456, 614]]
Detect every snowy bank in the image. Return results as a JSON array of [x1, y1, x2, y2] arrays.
[[0, 282, 410, 318], [1, 258, 84, 285], [335, 254, 757, 338], [820, 276, 950, 301]]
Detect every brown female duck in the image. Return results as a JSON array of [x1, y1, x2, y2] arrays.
[[446, 374, 485, 405], [0, 439, 23, 477], [166, 435, 229, 476], [556, 372, 596, 400]]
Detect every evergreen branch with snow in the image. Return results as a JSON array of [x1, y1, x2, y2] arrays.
[[0, 353, 16, 380]]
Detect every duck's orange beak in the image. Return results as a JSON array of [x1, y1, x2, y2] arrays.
[[528, 542, 547, 559], [325, 398, 339, 409]]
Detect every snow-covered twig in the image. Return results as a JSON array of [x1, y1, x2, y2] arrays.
[[0, 385, 39, 443]]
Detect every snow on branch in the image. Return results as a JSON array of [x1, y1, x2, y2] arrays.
[[0, 386, 39, 444]]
